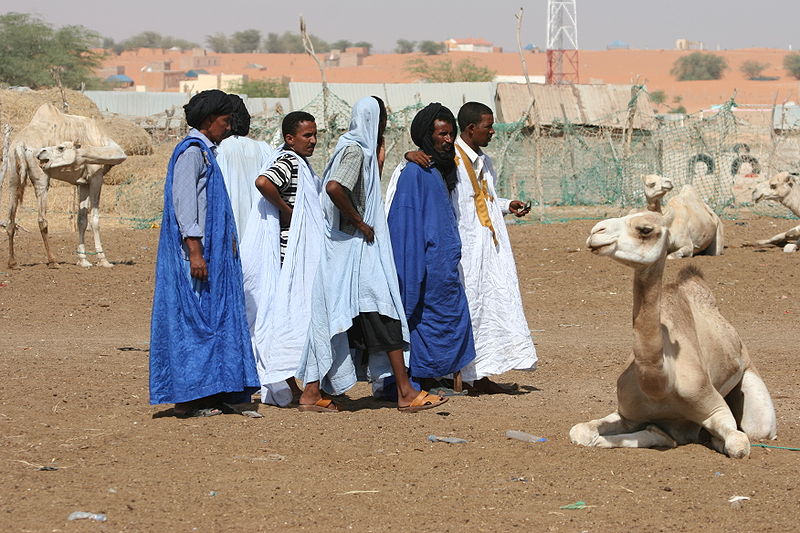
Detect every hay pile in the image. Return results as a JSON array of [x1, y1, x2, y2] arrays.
[[0, 88, 153, 158], [100, 116, 153, 156]]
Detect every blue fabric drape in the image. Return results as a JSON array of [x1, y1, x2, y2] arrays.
[[149, 136, 259, 405], [387, 162, 476, 378]]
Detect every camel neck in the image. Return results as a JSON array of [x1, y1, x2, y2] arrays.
[[645, 197, 663, 213], [783, 189, 800, 215], [631, 257, 666, 371]]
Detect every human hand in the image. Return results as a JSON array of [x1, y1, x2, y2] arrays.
[[509, 200, 531, 217], [404, 150, 432, 168], [358, 221, 375, 243], [189, 252, 208, 281], [279, 207, 293, 228]]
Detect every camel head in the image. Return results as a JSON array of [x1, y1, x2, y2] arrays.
[[587, 211, 672, 267], [36, 141, 81, 170], [36, 141, 127, 170], [752, 171, 797, 203], [642, 174, 673, 203]]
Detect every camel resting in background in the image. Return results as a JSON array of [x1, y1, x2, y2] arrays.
[[752, 171, 800, 252], [1, 103, 127, 268], [639, 174, 724, 258], [570, 211, 776, 458]]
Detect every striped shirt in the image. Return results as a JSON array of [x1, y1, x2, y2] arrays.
[[261, 151, 299, 263]]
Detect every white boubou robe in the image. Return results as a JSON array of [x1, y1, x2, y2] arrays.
[[240, 149, 324, 405], [217, 135, 274, 241], [452, 136, 538, 381]]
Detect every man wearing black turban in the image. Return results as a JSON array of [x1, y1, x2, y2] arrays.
[[409, 102, 459, 191], [385, 103, 476, 389], [149, 89, 259, 418]]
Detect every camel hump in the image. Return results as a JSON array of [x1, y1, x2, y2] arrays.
[[674, 265, 717, 307]]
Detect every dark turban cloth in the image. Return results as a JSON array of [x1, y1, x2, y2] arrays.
[[410, 103, 458, 191], [228, 93, 251, 137], [183, 89, 234, 129]]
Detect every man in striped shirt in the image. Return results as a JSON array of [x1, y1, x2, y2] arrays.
[[255, 111, 317, 263]]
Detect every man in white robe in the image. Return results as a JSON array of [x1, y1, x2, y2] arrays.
[[240, 111, 324, 406], [451, 102, 537, 391], [216, 94, 273, 240]]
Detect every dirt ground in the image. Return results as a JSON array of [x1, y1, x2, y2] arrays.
[[1, 209, 798, 533]]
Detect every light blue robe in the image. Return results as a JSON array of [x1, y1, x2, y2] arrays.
[[296, 97, 409, 395]]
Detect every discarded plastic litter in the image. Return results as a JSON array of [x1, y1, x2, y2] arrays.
[[729, 495, 750, 508], [240, 410, 264, 418], [560, 501, 590, 510], [505, 430, 547, 443], [68, 511, 107, 522], [38, 465, 58, 471], [427, 435, 468, 444]]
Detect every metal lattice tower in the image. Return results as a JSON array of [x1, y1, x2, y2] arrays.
[[546, 0, 579, 84]]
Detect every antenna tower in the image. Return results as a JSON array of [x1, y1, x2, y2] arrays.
[[546, 0, 579, 84]]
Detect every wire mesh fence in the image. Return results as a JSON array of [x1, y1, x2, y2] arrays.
[[107, 86, 800, 228]]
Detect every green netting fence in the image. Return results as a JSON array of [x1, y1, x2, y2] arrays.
[[111, 86, 800, 228]]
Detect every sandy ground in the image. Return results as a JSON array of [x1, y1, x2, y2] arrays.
[[1, 210, 799, 532]]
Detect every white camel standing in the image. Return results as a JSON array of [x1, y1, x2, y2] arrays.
[[639, 174, 724, 258], [570, 211, 776, 458], [752, 171, 800, 252], [1, 103, 126, 269]]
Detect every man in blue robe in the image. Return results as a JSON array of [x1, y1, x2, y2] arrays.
[[385, 103, 476, 383], [149, 89, 259, 418]]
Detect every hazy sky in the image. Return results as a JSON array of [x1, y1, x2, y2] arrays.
[[1, 0, 797, 52]]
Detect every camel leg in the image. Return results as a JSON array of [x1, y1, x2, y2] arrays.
[[667, 245, 693, 259], [726, 368, 777, 441], [569, 411, 640, 446], [76, 183, 92, 268], [591, 424, 678, 449], [698, 401, 751, 459], [6, 181, 24, 270], [757, 224, 800, 246], [709, 222, 724, 256], [88, 172, 112, 268], [31, 177, 57, 268]]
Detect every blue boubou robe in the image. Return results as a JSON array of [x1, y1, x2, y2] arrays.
[[387, 162, 476, 378], [149, 136, 259, 405]]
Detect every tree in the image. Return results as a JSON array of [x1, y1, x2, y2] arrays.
[[649, 89, 667, 105], [418, 40, 445, 55], [396, 39, 416, 54], [405, 58, 495, 82], [115, 31, 198, 52], [206, 32, 230, 53], [784, 52, 800, 80], [0, 13, 104, 88], [331, 39, 352, 51], [353, 41, 372, 53], [230, 29, 261, 53], [227, 78, 289, 98], [740, 60, 769, 80], [670, 52, 727, 81], [263, 31, 329, 53]]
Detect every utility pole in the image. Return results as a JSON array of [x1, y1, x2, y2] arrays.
[[546, 0, 579, 84]]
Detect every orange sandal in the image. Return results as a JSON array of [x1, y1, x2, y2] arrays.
[[397, 391, 448, 413], [297, 398, 339, 412]]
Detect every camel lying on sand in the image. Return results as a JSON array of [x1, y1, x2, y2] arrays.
[[752, 171, 800, 252], [570, 211, 776, 458], [640, 174, 724, 258]]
